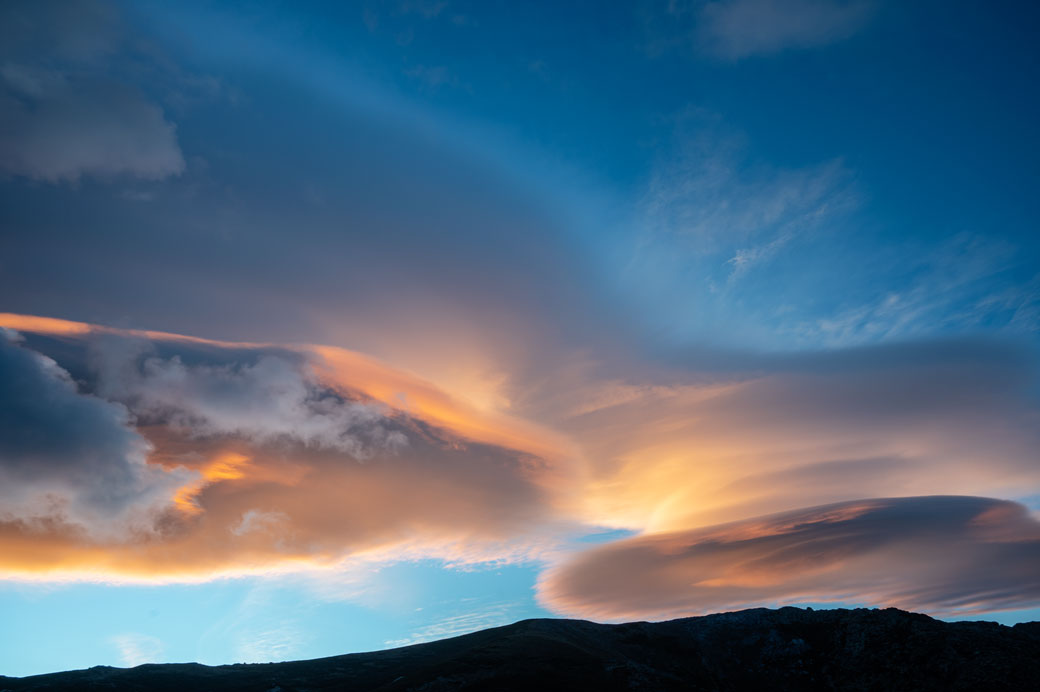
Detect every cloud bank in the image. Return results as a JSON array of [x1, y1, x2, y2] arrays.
[[538, 496, 1040, 620], [3, 314, 1040, 621], [0, 318, 568, 580]]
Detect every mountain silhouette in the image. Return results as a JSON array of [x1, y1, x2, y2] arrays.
[[2, 607, 1038, 691]]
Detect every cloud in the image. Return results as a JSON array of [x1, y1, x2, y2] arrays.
[[626, 117, 1036, 351], [623, 118, 1039, 351], [235, 625, 306, 663], [0, 329, 191, 538], [0, 1, 184, 183], [0, 317, 570, 581], [231, 509, 290, 537], [542, 337, 1040, 532], [111, 633, 164, 667], [89, 336, 407, 459], [640, 120, 851, 259], [383, 601, 521, 647], [800, 233, 1040, 346], [625, 114, 858, 342], [4, 312, 1040, 625], [696, 0, 875, 59], [538, 496, 1040, 620], [0, 1, 618, 388], [0, 71, 185, 183]]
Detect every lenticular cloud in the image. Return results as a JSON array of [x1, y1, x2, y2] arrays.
[[538, 495, 1040, 621]]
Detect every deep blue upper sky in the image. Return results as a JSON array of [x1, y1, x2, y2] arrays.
[[3, 0, 1038, 352]]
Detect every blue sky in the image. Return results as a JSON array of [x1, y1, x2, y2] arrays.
[[1, 0, 1039, 677], [0, 562, 550, 675]]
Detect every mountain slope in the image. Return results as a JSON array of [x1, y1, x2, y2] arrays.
[[3, 607, 1039, 691]]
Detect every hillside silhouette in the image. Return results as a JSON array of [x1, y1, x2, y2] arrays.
[[2, 607, 1038, 691]]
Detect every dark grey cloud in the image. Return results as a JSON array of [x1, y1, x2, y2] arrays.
[[0, 69, 184, 183], [0, 1, 184, 182], [0, 329, 190, 537], [539, 496, 1040, 620]]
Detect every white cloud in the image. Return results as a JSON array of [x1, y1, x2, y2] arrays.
[[231, 509, 291, 537], [91, 339, 408, 458]]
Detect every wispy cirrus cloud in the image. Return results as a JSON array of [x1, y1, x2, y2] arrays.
[[640, 125, 851, 263], [624, 113, 858, 341], [383, 600, 521, 647], [235, 624, 307, 663], [111, 632, 164, 667], [626, 115, 1038, 350], [798, 233, 1040, 346]]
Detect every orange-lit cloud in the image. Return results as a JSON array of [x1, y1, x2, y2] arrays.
[[0, 314, 94, 337], [0, 312, 572, 466], [538, 496, 1040, 620], [3, 312, 1040, 621], [171, 452, 252, 515], [0, 315, 571, 581], [0, 312, 267, 348], [543, 342, 1040, 532], [310, 345, 574, 467]]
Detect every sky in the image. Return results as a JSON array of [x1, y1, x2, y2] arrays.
[[1, 0, 1039, 677]]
